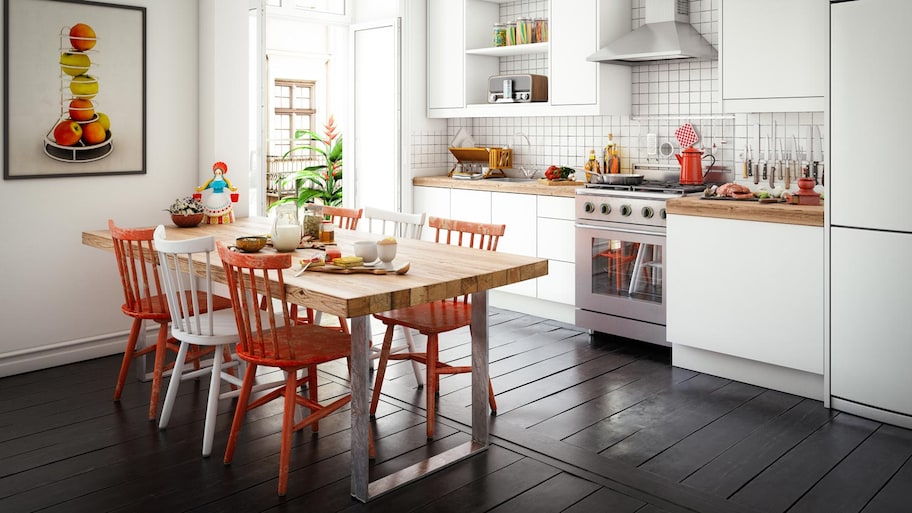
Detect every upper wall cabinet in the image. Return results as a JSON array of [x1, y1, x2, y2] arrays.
[[720, 0, 827, 112], [427, 0, 631, 118]]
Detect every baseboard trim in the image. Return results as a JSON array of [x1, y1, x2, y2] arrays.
[[0, 331, 130, 378], [830, 397, 912, 430], [488, 290, 575, 324], [673, 344, 824, 401]]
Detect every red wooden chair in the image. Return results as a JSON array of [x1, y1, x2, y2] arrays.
[[321, 205, 362, 230], [598, 241, 640, 290], [369, 216, 504, 438], [108, 219, 229, 420], [217, 242, 369, 496]]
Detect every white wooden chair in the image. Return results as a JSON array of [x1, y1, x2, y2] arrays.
[[363, 206, 427, 384], [363, 206, 426, 240], [153, 225, 282, 457]]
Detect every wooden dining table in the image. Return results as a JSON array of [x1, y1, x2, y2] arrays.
[[82, 216, 548, 502]]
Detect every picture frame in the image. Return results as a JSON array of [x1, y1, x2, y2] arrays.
[[3, 0, 146, 179]]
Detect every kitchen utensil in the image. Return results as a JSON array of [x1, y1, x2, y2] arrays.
[[674, 122, 699, 149], [676, 147, 715, 185], [303, 261, 410, 275], [762, 135, 770, 180], [777, 138, 785, 180], [646, 133, 658, 161], [593, 173, 644, 185], [813, 124, 823, 184], [659, 141, 675, 159]]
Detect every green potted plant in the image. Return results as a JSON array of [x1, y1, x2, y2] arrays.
[[166, 195, 205, 227], [271, 115, 343, 210]]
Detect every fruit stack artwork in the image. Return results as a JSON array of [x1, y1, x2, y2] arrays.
[[44, 22, 114, 162]]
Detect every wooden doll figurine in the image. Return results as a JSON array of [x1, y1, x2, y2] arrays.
[[195, 161, 238, 224]]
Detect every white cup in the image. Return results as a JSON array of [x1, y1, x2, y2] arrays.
[[376, 241, 397, 267], [353, 240, 378, 263]]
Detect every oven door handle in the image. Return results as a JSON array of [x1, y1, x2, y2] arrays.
[[575, 222, 664, 237]]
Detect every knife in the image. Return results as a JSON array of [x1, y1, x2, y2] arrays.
[[784, 137, 792, 190], [791, 135, 800, 181], [777, 138, 785, 180], [813, 124, 822, 185], [753, 140, 760, 184], [762, 135, 769, 180], [767, 135, 775, 188], [746, 125, 752, 177], [775, 121, 783, 180]]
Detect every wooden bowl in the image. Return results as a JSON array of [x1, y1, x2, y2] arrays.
[[235, 236, 267, 253], [171, 213, 204, 228]]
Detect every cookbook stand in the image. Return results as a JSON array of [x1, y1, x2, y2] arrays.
[[448, 147, 512, 179]]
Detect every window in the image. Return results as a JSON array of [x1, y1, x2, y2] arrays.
[[270, 79, 315, 156]]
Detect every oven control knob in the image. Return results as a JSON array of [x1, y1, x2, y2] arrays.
[[584, 202, 595, 213], [620, 204, 632, 217], [660, 208, 667, 219], [600, 203, 611, 215], [642, 206, 654, 218]]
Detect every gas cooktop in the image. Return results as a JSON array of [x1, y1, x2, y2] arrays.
[[583, 180, 708, 195]]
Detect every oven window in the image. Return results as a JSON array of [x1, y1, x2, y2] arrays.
[[590, 237, 663, 304]]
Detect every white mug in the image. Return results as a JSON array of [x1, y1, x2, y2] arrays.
[[353, 240, 378, 263]]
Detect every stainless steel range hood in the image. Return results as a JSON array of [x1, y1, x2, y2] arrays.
[[587, 0, 717, 64]]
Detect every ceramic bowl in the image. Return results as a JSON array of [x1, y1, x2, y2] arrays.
[[235, 236, 267, 253], [353, 240, 378, 263]]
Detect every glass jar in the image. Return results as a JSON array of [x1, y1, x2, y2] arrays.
[[505, 23, 516, 45], [492, 23, 507, 47], [319, 219, 335, 243], [515, 18, 533, 44], [533, 18, 548, 43], [271, 204, 300, 252], [302, 206, 322, 239]]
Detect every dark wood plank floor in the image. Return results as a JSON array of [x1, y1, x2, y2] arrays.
[[2, 308, 911, 512]]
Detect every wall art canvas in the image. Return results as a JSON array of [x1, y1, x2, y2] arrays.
[[3, 0, 145, 179]]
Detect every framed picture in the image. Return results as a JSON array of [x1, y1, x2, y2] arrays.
[[3, 0, 145, 179]]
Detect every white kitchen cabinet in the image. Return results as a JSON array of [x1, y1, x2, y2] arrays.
[[450, 188, 492, 224], [549, 0, 629, 113], [536, 196, 575, 304], [427, 0, 630, 118], [413, 186, 450, 241], [492, 192, 537, 297], [427, 0, 498, 113], [720, 0, 827, 112], [830, 228, 912, 420], [828, 0, 912, 429], [667, 214, 824, 399]]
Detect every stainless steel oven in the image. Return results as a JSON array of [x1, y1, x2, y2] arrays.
[[575, 180, 703, 346]]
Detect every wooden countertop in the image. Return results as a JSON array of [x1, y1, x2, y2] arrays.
[[414, 175, 581, 198], [666, 196, 824, 227]]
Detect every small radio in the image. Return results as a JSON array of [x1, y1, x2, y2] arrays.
[[487, 74, 548, 103]]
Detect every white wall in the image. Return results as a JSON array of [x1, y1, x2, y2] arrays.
[[0, 0, 249, 377]]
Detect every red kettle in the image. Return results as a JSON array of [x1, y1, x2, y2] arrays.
[[676, 146, 716, 185]]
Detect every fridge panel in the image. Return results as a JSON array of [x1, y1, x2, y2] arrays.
[[831, 0, 912, 232]]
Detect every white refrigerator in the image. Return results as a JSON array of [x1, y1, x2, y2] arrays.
[[830, 0, 912, 426]]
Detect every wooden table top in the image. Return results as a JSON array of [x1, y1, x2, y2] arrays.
[[82, 217, 549, 319]]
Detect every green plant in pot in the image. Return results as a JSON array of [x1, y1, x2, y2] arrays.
[[270, 115, 343, 211]]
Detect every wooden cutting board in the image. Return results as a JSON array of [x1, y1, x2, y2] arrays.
[[303, 261, 410, 275], [538, 178, 584, 186]]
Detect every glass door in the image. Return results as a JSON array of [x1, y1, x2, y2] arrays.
[[576, 224, 666, 325]]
